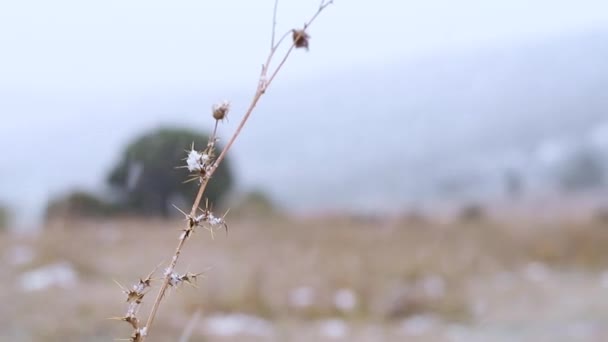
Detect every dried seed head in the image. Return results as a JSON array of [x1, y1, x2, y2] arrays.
[[109, 312, 139, 330], [212, 101, 230, 121], [193, 203, 228, 238], [166, 271, 205, 288], [168, 271, 181, 287], [180, 272, 205, 287], [114, 279, 149, 304], [130, 326, 147, 342], [292, 29, 310, 50], [123, 312, 139, 329], [126, 289, 145, 304]]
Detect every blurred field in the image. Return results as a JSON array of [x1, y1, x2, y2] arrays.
[[3, 212, 608, 341]]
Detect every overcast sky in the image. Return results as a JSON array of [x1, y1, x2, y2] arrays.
[[1, 0, 608, 94]]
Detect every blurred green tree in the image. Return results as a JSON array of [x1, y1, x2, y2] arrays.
[[45, 190, 118, 220], [107, 127, 234, 217]]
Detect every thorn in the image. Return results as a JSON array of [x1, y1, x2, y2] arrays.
[[222, 208, 230, 235], [183, 176, 199, 184], [206, 226, 216, 240], [172, 204, 189, 218], [142, 262, 162, 284], [113, 279, 127, 292]]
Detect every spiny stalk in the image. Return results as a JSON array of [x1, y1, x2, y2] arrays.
[[114, 1, 334, 340]]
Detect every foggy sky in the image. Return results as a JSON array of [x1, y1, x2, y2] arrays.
[[2, 0, 608, 225], [1, 0, 608, 92]]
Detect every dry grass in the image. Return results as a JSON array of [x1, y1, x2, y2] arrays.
[[3, 214, 608, 341]]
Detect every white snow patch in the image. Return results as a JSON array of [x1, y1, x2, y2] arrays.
[[289, 286, 315, 309], [19, 262, 78, 292], [319, 319, 349, 339], [203, 313, 274, 337], [333, 288, 357, 312], [401, 314, 439, 336]]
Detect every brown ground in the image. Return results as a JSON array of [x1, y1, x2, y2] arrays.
[[2, 213, 608, 341]]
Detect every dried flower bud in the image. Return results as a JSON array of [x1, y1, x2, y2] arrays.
[[292, 29, 310, 50], [212, 101, 230, 121]]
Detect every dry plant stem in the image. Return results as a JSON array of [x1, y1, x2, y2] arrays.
[[143, 185, 205, 337], [143, 123, 218, 338], [216, 1, 332, 168], [270, 0, 279, 48], [211, 120, 219, 140], [140, 2, 332, 340]]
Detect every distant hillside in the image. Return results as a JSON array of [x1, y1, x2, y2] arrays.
[[251, 29, 608, 204]]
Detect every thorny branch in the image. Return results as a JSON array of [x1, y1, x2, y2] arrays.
[[124, 1, 334, 341]]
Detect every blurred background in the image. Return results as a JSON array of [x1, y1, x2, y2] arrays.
[[2, 0, 608, 341]]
